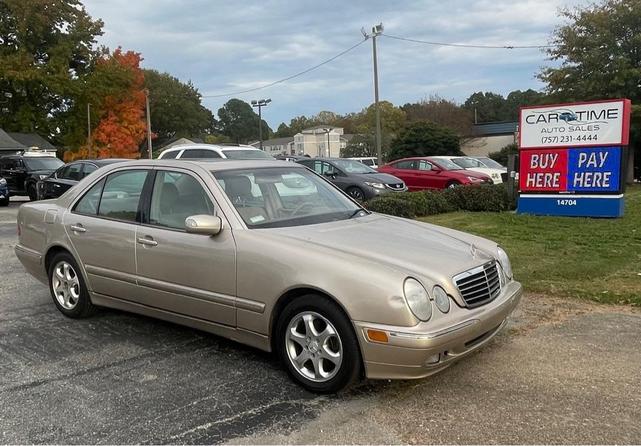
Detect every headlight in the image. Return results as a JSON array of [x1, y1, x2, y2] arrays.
[[432, 286, 450, 313], [0, 178, 6, 185], [364, 182, 385, 189], [497, 247, 513, 280], [403, 278, 432, 321], [467, 176, 483, 182], [38, 174, 48, 180]]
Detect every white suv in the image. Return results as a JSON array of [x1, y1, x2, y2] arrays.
[[158, 144, 274, 160]]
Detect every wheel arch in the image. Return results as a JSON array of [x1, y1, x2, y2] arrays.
[[44, 245, 73, 273], [269, 286, 357, 353]]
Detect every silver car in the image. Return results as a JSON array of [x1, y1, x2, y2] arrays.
[[15, 160, 522, 392]]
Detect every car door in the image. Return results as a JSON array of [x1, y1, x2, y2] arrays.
[[1, 158, 22, 193], [47, 162, 83, 198], [65, 168, 151, 298], [134, 168, 236, 326], [387, 160, 418, 190], [415, 160, 442, 189], [321, 161, 350, 191]]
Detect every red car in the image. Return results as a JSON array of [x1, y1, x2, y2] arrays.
[[378, 157, 492, 191]]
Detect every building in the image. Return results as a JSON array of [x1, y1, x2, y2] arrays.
[[249, 137, 294, 156], [461, 122, 517, 157], [0, 129, 56, 154]]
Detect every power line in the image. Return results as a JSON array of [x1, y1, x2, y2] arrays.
[[381, 33, 554, 49], [200, 38, 368, 99]]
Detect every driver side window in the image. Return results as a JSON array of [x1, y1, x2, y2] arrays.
[[418, 161, 433, 171]]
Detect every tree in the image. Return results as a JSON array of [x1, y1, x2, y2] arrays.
[[504, 89, 545, 120], [388, 122, 462, 161], [64, 48, 147, 160], [402, 95, 473, 136], [217, 99, 271, 143], [0, 0, 103, 138], [488, 143, 518, 166], [539, 0, 641, 181], [341, 134, 376, 158], [463, 92, 507, 123], [274, 122, 293, 137], [144, 69, 215, 148]]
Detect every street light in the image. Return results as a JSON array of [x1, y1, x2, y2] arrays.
[[251, 98, 271, 150], [362, 23, 384, 167]]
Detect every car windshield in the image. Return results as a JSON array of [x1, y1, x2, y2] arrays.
[[23, 157, 64, 170], [431, 158, 462, 170], [222, 149, 274, 160], [452, 157, 481, 169], [213, 167, 364, 228], [331, 159, 376, 173], [477, 157, 505, 169]]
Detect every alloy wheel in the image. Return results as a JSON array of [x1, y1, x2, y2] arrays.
[[285, 311, 343, 382], [51, 261, 81, 310]]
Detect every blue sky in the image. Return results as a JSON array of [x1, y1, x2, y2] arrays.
[[82, 0, 589, 128]]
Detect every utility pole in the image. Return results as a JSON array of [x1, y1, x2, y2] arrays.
[[87, 102, 92, 158], [363, 23, 384, 166], [145, 89, 152, 159], [322, 128, 332, 157], [251, 99, 271, 150]]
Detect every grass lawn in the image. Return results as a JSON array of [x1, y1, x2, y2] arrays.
[[420, 185, 641, 306]]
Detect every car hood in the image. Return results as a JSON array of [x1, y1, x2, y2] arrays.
[[357, 172, 403, 184], [29, 169, 57, 177], [271, 214, 496, 281]]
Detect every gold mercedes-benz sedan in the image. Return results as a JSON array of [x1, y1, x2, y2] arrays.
[[15, 159, 522, 392]]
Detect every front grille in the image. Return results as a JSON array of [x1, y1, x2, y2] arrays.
[[501, 172, 508, 183], [454, 261, 501, 308], [386, 183, 406, 191]]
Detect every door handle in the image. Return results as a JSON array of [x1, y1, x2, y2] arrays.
[[137, 237, 158, 247], [70, 224, 86, 233]]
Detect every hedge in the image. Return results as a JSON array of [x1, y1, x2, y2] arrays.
[[365, 184, 511, 218]]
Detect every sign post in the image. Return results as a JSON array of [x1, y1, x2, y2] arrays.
[[517, 99, 631, 218]]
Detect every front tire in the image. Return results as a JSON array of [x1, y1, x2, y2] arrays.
[[48, 252, 96, 318], [276, 294, 361, 393], [27, 182, 37, 201], [347, 186, 365, 201], [446, 181, 461, 189]]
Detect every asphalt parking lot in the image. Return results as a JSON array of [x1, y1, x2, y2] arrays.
[[1, 199, 640, 444]]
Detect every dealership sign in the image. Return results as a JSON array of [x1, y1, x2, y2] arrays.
[[518, 99, 631, 218], [519, 99, 631, 149]]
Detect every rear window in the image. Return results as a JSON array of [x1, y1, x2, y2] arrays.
[[222, 149, 273, 160], [181, 149, 221, 159], [160, 150, 180, 159]]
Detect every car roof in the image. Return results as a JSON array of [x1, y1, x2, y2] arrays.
[[162, 144, 260, 153], [100, 159, 300, 172]]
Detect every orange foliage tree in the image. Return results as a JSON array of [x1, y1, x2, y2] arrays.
[[65, 48, 148, 161]]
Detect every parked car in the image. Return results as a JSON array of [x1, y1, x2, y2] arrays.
[[0, 152, 64, 200], [296, 157, 406, 200], [378, 157, 492, 191], [431, 156, 505, 184], [158, 143, 275, 160], [471, 156, 507, 171], [15, 159, 521, 392], [275, 154, 308, 162], [37, 159, 129, 200], [0, 174, 9, 206], [347, 157, 378, 169]]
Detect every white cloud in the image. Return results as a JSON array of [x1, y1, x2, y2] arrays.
[[82, 0, 591, 126]]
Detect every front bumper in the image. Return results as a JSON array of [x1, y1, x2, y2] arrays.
[[365, 184, 408, 199], [354, 280, 522, 379]]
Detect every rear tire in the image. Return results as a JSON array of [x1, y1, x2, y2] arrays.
[[48, 252, 96, 318], [275, 294, 361, 393]]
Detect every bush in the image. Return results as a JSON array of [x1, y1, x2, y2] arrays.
[[488, 143, 518, 167], [365, 184, 511, 218]]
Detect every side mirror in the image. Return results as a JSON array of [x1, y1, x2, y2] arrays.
[[185, 214, 223, 236]]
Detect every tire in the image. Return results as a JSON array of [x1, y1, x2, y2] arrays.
[[27, 182, 37, 201], [0, 198, 8, 207], [275, 294, 361, 393], [347, 186, 365, 201], [446, 181, 461, 189], [48, 252, 96, 318]]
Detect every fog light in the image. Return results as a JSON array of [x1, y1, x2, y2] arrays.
[[433, 286, 450, 313], [425, 353, 440, 365], [367, 329, 389, 343]]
